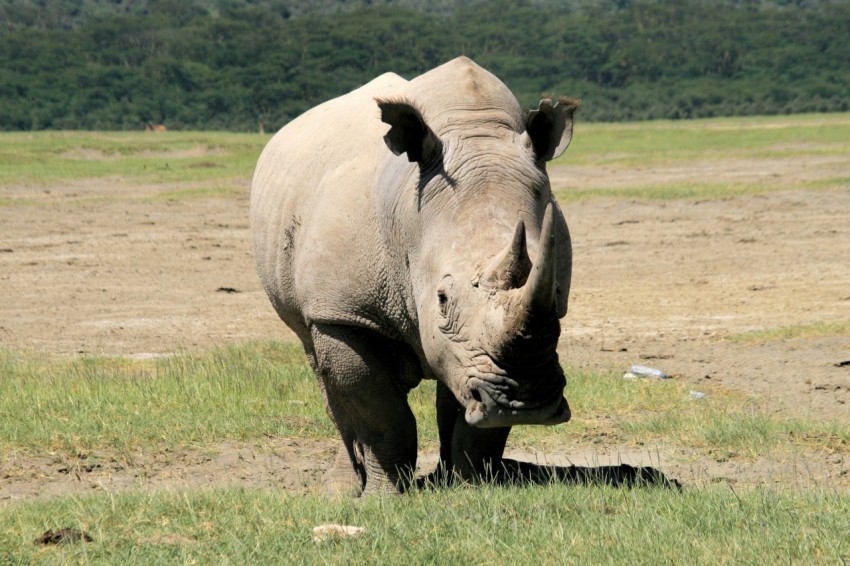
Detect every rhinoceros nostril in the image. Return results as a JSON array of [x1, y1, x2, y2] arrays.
[[470, 388, 482, 403]]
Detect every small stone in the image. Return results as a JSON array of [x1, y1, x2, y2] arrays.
[[312, 524, 366, 543], [313, 525, 366, 543]]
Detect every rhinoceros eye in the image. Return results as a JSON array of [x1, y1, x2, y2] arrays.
[[437, 289, 449, 317], [436, 275, 455, 319]]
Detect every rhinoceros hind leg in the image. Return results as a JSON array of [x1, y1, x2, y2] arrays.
[[435, 381, 511, 483], [310, 323, 418, 496]]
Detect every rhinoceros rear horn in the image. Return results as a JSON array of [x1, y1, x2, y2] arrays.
[[377, 98, 442, 164], [482, 219, 533, 290], [522, 204, 557, 312]]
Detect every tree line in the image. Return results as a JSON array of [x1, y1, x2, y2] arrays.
[[1, 0, 848, 131]]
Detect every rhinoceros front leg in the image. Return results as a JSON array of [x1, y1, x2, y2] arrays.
[[436, 381, 511, 483], [310, 323, 418, 496]]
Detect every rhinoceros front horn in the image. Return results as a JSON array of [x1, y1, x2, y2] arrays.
[[522, 203, 557, 312]]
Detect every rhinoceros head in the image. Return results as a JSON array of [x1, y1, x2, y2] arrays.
[[426, 202, 572, 429], [376, 61, 578, 429]]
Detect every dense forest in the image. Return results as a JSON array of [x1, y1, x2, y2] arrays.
[[1, 0, 848, 130]]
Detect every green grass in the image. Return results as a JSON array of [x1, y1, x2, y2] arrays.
[[559, 112, 850, 167], [724, 321, 850, 344], [0, 131, 268, 187], [2, 483, 848, 564], [553, 181, 765, 203], [3, 342, 848, 465], [807, 176, 850, 189], [144, 185, 244, 202], [0, 343, 332, 458]]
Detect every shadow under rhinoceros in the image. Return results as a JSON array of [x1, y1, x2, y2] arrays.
[[417, 459, 682, 491]]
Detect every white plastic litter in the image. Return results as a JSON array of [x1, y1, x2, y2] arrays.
[[627, 365, 669, 379]]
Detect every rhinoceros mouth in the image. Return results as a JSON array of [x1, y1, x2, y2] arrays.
[[454, 343, 569, 428], [464, 387, 570, 428], [462, 368, 570, 428]]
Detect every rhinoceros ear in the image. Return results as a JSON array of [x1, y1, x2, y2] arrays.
[[377, 98, 442, 164], [526, 97, 580, 162]]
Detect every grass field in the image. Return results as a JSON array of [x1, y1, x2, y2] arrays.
[[553, 112, 850, 203], [0, 131, 265, 188], [3, 343, 848, 461], [2, 343, 849, 562], [1, 111, 848, 196], [2, 114, 849, 563], [560, 113, 850, 167], [3, 482, 849, 563]]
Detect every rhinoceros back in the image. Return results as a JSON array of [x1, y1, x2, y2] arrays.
[[250, 72, 407, 338]]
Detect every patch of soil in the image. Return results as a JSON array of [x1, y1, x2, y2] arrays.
[[1, 152, 848, 503], [558, 188, 850, 419], [2, 439, 336, 505], [35, 527, 93, 545], [4, 440, 846, 506]]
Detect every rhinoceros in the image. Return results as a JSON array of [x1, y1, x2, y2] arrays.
[[251, 57, 578, 496]]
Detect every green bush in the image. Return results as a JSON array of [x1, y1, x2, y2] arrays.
[[0, 0, 848, 130]]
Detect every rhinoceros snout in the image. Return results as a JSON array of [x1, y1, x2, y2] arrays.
[[463, 383, 570, 428]]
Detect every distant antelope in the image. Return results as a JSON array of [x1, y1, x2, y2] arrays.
[[259, 120, 266, 135], [144, 121, 167, 133]]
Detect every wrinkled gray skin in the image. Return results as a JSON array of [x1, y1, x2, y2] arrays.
[[251, 57, 577, 496]]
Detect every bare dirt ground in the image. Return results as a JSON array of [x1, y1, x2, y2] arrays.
[[2, 155, 849, 503]]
